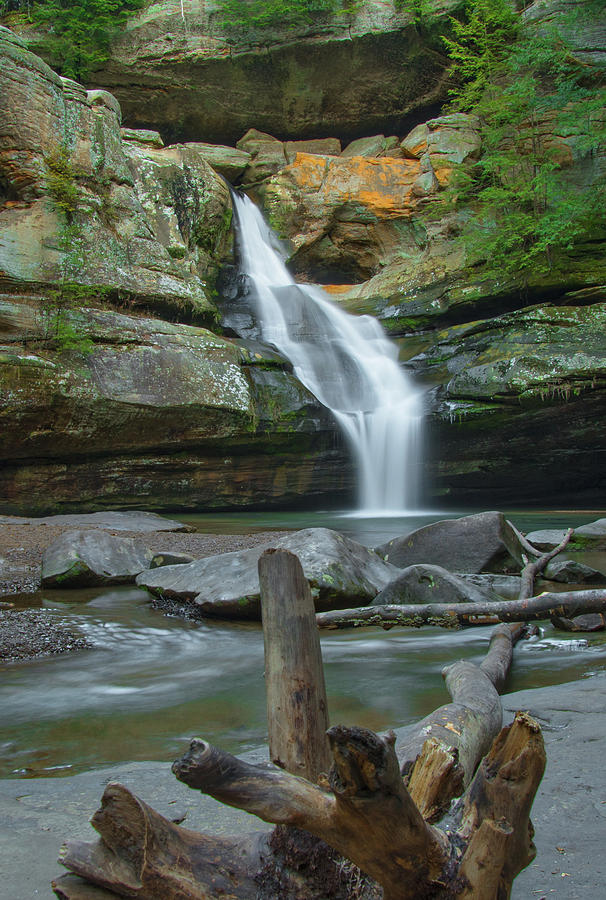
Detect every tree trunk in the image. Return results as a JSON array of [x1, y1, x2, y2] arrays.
[[259, 549, 331, 781]]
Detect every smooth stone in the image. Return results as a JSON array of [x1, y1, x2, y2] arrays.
[[543, 558, 604, 583], [137, 527, 399, 619], [375, 511, 524, 574], [525, 529, 571, 550], [551, 613, 606, 632], [373, 563, 502, 606], [42, 530, 154, 587]]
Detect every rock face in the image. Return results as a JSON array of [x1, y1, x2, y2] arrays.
[[41, 530, 154, 586], [0, 28, 232, 322], [0, 302, 348, 513], [0, 28, 353, 514], [19, 1, 453, 146], [375, 512, 523, 574], [137, 527, 400, 619]]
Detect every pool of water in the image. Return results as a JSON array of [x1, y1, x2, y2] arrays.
[[2, 507, 605, 779]]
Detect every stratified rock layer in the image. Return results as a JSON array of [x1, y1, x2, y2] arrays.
[[0, 302, 348, 513]]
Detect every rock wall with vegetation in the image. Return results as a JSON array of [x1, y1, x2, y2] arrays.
[[0, 25, 350, 514], [1, 0, 605, 511]]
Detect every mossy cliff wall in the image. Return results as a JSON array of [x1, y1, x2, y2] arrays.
[[0, 26, 350, 514]]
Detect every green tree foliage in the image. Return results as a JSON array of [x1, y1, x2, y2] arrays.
[[215, 0, 359, 34], [444, 0, 606, 284], [5, 0, 146, 81]]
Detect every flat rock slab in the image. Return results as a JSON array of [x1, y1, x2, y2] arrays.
[[0, 511, 194, 533], [527, 519, 606, 552], [137, 527, 400, 619], [42, 531, 154, 588], [504, 675, 606, 899]]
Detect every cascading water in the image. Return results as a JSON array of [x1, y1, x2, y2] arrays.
[[232, 192, 424, 515]]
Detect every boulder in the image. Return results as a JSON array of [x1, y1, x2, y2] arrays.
[[182, 142, 251, 183], [42, 530, 154, 587], [120, 128, 164, 149], [341, 135, 398, 158], [375, 512, 524, 574], [573, 519, 606, 550], [259, 152, 426, 279], [136, 528, 399, 620], [372, 564, 502, 606], [285, 138, 342, 162], [237, 130, 288, 185], [526, 521, 606, 553], [543, 558, 604, 584]]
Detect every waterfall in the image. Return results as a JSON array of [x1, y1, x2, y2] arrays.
[[232, 192, 423, 515]]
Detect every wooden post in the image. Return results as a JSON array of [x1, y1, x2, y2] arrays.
[[258, 548, 331, 782]]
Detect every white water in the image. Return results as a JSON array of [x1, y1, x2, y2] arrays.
[[233, 193, 424, 514]]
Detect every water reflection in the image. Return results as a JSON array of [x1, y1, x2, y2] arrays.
[[2, 583, 606, 778]]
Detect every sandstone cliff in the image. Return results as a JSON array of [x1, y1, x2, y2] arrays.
[[1, 1, 606, 512]]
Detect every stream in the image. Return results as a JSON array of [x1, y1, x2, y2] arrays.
[[2, 509, 606, 780]]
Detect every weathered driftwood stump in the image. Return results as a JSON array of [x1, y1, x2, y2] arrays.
[[54, 548, 547, 900]]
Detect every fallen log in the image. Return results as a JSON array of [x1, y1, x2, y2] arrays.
[[54, 548, 548, 900], [315, 587, 606, 629]]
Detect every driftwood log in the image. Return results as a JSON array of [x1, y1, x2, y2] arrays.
[[54, 547, 548, 900]]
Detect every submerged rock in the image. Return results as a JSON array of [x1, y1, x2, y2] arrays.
[[42, 530, 154, 587], [375, 512, 524, 574], [372, 564, 502, 606], [136, 528, 399, 620]]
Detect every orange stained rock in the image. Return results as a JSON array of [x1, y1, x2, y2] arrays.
[[286, 153, 423, 219], [320, 284, 358, 295]]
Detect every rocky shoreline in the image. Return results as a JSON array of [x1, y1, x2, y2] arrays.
[[0, 519, 289, 661]]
